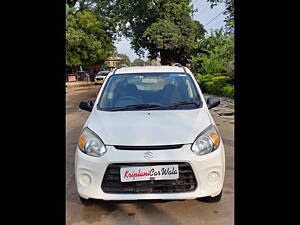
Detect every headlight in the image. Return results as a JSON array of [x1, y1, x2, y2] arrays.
[[78, 127, 107, 157], [191, 124, 220, 156]]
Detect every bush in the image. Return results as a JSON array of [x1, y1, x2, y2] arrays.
[[211, 76, 230, 83], [205, 81, 215, 94], [195, 74, 213, 82], [195, 74, 213, 92], [222, 85, 234, 98], [195, 73, 234, 98], [210, 76, 230, 95], [202, 74, 214, 81]]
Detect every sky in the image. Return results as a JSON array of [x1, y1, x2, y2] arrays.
[[115, 0, 226, 61]]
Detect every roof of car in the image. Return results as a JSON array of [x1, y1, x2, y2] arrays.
[[113, 66, 190, 74]]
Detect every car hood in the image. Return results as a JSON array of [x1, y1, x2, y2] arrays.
[[87, 109, 212, 146]]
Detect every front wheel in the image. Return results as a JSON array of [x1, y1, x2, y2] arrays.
[[197, 190, 222, 203]]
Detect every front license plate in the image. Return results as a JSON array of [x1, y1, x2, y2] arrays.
[[120, 165, 179, 182]]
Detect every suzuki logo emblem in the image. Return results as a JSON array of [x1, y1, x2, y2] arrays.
[[144, 151, 153, 160]]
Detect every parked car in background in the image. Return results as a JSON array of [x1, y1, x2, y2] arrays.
[[76, 65, 225, 204], [94, 71, 110, 85]]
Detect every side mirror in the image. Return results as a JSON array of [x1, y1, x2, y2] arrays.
[[79, 100, 94, 112], [206, 97, 220, 109]]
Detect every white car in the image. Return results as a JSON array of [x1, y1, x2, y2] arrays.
[[75, 65, 225, 203], [94, 71, 110, 85]]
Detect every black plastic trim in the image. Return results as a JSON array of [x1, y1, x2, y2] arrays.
[[114, 144, 184, 150]]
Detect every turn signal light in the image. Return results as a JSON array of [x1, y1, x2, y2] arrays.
[[79, 134, 87, 150], [210, 132, 220, 148]]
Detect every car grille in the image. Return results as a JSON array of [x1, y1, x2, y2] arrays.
[[101, 162, 197, 194], [114, 144, 183, 150]]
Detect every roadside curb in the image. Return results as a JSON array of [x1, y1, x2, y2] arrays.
[[67, 82, 93, 89]]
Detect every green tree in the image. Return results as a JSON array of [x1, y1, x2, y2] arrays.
[[206, 0, 234, 33], [130, 58, 152, 66], [112, 0, 206, 65], [144, 59, 152, 66], [66, 0, 77, 7], [66, 6, 115, 70], [131, 58, 145, 66], [191, 28, 234, 74]]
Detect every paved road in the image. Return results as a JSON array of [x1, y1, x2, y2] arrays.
[[66, 85, 234, 225]]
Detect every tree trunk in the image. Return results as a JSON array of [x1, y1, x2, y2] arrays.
[[160, 50, 172, 65], [160, 50, 188, 66]]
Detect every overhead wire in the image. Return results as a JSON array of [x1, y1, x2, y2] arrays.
[[204, 9, 226, 26]]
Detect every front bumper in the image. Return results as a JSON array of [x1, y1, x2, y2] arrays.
[[75, 143, 225, 200]]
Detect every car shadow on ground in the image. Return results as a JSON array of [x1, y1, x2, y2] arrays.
[[68, 199, 182, 225]]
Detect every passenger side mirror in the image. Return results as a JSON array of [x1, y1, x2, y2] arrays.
[[79, 100, 94, 112], [206, 97, 220, 109]]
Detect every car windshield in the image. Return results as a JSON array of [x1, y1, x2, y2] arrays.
[[97, 73, 202, 111]]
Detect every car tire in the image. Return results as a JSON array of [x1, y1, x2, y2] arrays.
[[79, 196, 93, 205], [197, 190, 222, 203]]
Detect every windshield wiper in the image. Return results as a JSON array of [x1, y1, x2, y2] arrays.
[[105, 101, 201, 111], [109, 104, 161, 111], [148, 101, 201, 110]]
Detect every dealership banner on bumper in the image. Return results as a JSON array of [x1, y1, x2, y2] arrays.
[[120, 165, 179, 182]]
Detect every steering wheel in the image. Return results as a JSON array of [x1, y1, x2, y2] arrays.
[[116, 96, 140, 105]]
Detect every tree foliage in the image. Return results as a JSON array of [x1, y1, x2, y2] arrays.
[[111, 0, 206, 65], [131, 58, 152, 66], [66, 1, 115, 70], [65, 0, 233, 76], [191, 28, 234, 75], [206, 0, 234, 33]]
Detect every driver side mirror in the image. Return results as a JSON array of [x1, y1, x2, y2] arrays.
[[79, 100, 94, 112], [206, 97, 220, 109]]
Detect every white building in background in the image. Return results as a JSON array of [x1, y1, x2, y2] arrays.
[[105, 57, 124, 70]]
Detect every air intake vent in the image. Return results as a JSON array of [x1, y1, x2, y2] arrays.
[[101, 162, 197, 194], [114, 144, 183, 150]]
